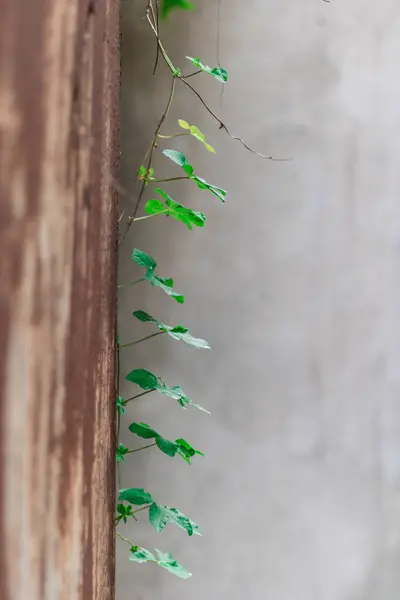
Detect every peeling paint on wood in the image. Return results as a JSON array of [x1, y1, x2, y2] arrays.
[[0, 0, 119, 598]]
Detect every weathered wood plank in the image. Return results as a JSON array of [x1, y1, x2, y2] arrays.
[[0, 0, 119, 598]]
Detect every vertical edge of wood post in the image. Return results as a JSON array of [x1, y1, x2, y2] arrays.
[[0, 0, 120, 598]]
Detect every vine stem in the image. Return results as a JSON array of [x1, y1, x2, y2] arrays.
[[127, 443, 157, 454], [147, 2, 178, 73], [125, 389, 155, 403], [118, 278, 145, 289], [117, 532, 133, 546], [150, 177, 189, 183], [119, 74, 177, 244], [181, 69, 203, 79], [133, 212, 166, 222], [133, 505, 152, 514], [158, 133, 188, 139], [120, 331, 165, 349]]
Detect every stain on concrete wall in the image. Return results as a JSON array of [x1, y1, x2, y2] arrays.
[[117, 1, 400, 598], [0, 0, 119, 598]]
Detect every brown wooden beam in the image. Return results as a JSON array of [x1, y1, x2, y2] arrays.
[[0, 0, 119, 598]]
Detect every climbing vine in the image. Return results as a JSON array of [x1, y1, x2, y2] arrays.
[[116, 0, 282, 580]]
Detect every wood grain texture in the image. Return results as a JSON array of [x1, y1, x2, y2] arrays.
[[0, 0, 119, 598]]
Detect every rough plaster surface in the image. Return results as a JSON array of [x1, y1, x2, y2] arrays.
[[118, 0, 400, 598]]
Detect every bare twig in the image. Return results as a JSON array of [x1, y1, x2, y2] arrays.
[[180, 78, 290, 160], [152, 0, 160, 74], [146, 6, 290, 161]]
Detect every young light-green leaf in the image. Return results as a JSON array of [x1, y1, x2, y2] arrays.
[[132, 310, 210, 349], [178, 119, 216, 153], [137, 165, 154, 183], [149, 503, 201, 536], [119, 488, 154, 505], [132, 248, 184, 303], [161, 0, 195, 19], [186, 56, 228, 83]]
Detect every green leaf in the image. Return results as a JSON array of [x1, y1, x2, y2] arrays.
[[155, 436, 179, 457], [116, 503, 134, 524], [132, 310, 210, 349], [144, 199, 166, 215], [162, 148, 187, 167], [153, 188, 206, 230], [161, 0, 195, 19], [210, 66, 228, 83], [132, 248, 184, 303], [176, 438, 206, 463], [128, 422, 204, 462], [191, 175, 227, 202], [131, 248, 156, 272], [161, 149, 194, 176], [149, 503, 200, 536], [162, 149, 226, 202], [125, 368, 158, 390], [126, 366, 209, 413], [129, 547, 192, 579], [155, 549, 192, 579], [178, 120, 216, 153], [119, 488, 154, 505], [165, 200, 206, 229], [128, 422, 158, 439], [149, 273, 185, 304], [186, 57, 228, 83], [168, 325, 211, 348], [129, 547, 156, 563], [178, 119, 190, 129], [116, 443, 129, 463], [157, 382, 210, 413], [116, 396, 125, 414], [132, 310, 158, 324], [137, 165, 154, 183]]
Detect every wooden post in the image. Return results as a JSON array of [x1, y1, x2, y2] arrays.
[[0, 0, 119, 598]]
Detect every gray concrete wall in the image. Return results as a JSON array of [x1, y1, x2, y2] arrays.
[[118, 1, 400, 598]]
